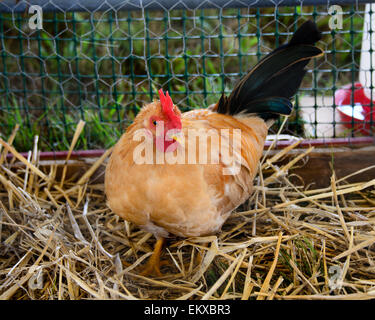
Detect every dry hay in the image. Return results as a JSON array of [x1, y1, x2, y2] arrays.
[[0, 122, 375, 300]]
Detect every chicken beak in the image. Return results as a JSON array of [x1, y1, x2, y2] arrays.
[[171, 133, 182, 145]]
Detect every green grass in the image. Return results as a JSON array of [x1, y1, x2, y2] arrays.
[[0, 95, 126, 151]]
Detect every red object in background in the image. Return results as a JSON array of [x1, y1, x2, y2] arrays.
[[335, 82, 375, 135]]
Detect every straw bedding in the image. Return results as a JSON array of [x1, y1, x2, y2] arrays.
[[0, 123, 375, 300]]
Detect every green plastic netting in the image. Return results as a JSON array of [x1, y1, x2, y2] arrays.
[[0, 1, 373, 151]]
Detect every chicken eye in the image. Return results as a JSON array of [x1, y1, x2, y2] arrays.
[[152, 120, 157, 126]]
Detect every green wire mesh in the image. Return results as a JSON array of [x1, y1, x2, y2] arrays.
[[0, 4, 372, 151]]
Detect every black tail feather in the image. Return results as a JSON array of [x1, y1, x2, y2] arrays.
[[289, 20, 322, 46], [216, 20, 323, 120]]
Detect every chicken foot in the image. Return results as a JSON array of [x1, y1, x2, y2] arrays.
[[140, 238, 167, 277]]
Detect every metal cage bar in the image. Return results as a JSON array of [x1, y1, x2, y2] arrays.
[[1, 0, 375, 13]]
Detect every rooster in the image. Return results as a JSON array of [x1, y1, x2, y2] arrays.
[[105, 20, 323, 275]]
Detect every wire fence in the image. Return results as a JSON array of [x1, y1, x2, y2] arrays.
[[0, 0, 374, 151]]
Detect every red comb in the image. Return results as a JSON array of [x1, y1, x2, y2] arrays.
[[158, 89, 181, 129], [158, 89, 173, 114]]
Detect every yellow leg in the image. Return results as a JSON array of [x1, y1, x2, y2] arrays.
[[140, 238, 166, 277]]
